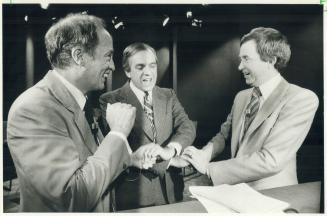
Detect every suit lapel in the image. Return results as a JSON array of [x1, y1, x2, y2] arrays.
[[44, 71, 97, 154], [152, 87, 167, 144], [232, 90, 252, 157], [120, 83, 154, 141], [245, 78, 289, 137]]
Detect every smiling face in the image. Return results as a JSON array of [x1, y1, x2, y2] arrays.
[[238, 40, 272, 87], [82, 29, 115, 92], [125, 50, 157, 92]]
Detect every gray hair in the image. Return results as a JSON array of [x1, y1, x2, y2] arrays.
[[241, 27, 291, 71], [45, 13, 106, 69]]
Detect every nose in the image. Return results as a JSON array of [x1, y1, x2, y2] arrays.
[[143, 66, 152, 76], [109, 59, 115, 71], [238, 61, 244, 71]]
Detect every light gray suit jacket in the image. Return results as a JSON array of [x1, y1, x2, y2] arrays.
[[7, 71, 131, 212], [208, 78, 319, 190]]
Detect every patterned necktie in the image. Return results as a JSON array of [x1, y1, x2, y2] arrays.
[[84, 98, 99, 145], [144, 91, 157, 143], [243, 87, 262, 137]]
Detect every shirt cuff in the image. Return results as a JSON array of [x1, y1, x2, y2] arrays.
[[206, 165, 211, 179], [108, 131, 132, 155], [167, 142, 182, 156]]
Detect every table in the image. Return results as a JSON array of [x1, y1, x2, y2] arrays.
[[120, 181, 321, 213]]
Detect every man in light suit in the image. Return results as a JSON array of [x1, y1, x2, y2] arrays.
[[7, 13, 152, 212], [100, 42, 196, 210], [182, 27, 319, 190]]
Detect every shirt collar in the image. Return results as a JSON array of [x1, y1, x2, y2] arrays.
[[52, 70, 86, 110], [129, 81, 152, 105], [258, 73, 282, 101]]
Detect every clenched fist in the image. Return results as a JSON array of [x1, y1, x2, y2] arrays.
[[106, 102, 136, 137]]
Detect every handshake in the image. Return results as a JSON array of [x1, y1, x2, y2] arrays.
[[106, 102, 212, 174]]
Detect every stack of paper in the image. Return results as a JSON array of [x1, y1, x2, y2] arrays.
[[189, 183, 290, 213]]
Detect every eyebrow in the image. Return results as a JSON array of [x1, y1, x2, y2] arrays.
[[105, 50, 114, 56]]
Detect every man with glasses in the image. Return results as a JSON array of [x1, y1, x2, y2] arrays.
[[100, 42, 196, 210], [182, 27, 319, 190]]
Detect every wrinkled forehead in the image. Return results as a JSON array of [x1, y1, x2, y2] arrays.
[[239, 40, 258, 57], [128, 50, 157, 64]]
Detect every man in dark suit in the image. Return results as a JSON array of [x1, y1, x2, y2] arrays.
[[182, 27, 319, 190], [100, 42, 196, 210], [7, 13, 152, 212]]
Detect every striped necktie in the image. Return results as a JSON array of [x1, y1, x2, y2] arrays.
[[144, 91, 157, 143], [243, 87, 262, 137]]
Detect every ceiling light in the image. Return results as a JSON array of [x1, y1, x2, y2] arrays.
[[162, 15, 170, 27], [40, 3, 49, 10], [112, 16, 125, 30], [186, 11, 193, 19]]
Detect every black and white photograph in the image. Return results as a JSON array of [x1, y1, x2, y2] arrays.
[[2, 1, 324, 213]]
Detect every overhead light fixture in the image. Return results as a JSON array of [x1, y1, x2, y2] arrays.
[[40, 3, 49, 10], [112, 16, 125, 30], [24, 15, 29, 22], [186, 11, 193, 19], [162, 15, 170, 27], [191, 18, 203, 28]]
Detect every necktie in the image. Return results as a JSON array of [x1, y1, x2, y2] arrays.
[[144, 91, 157, 143], [243, 87, 262, 137], [83, 98, 99, 145]]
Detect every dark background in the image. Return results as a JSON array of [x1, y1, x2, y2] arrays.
[[3, 4, 324, 184]]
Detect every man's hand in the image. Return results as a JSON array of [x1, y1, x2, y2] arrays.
[[142, 143, 176, 161], [181, 146, 211, 175], [169, 156, 190, 168], [130, 144, 157, 169], [106, 102, 136, 137]]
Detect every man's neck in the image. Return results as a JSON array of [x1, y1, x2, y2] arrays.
[[255, 68, 280, 87], [55, 67, 87, 94]]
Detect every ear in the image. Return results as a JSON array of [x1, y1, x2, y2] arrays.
[[269, 56, 277, 66], [71, 47, 84, 66], [125, 70, 131, 78]]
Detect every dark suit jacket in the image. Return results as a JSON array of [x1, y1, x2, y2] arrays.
[[100, 82, 196, 210], [7, 71, 131, 212], [208, 78, 319, 190]]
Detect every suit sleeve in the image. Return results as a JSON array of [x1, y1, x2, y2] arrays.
[[169, 90, 196, 149], [99, 93, 112, 135], [208, 90, 319, 186], [7, 101, 131, 211], [209, 107, 233, 159]]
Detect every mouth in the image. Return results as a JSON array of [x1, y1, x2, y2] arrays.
[[242, 71, 250, 77], [142, 77, 152, 83], [101, 71, 111, 83]]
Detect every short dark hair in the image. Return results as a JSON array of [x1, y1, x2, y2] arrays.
[[45, 13, 106, 69], [240, 27, 291, 71], [122, 42, 157, 72]]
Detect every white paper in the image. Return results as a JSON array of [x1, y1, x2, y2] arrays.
[[189, 183, 290, 213]]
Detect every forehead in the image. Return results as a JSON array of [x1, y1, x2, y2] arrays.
[[239, 40, 259, 57], [128, 50, 156, 64], [96, 29, 113, 51]]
